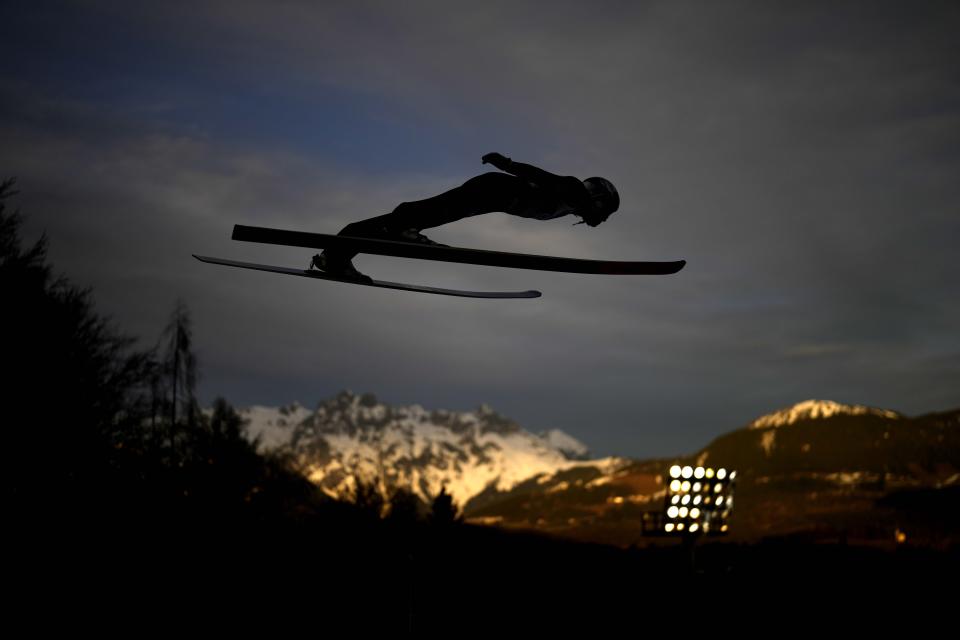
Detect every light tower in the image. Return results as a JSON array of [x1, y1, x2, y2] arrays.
[[660, 465, 737, 537]]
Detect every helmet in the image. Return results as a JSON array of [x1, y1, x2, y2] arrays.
[[581, 177, 619, 225]]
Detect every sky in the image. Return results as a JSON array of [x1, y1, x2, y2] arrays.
[[2, 0, 958, 458]]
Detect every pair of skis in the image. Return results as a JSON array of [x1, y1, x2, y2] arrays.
[[194, 224, 686, 298]]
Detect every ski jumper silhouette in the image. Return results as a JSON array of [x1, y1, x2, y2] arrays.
[[312, 152, 620, 281]]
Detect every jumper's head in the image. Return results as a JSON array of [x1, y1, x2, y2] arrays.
[[580, 177, 620, 226]]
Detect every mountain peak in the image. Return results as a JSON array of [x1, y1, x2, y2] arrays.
[[236, 392, 597, 506], [748, 399, 902, 429]]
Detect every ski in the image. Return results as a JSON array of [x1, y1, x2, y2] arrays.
[[193, 255, 542, 299], [231, 224, 686, 275]]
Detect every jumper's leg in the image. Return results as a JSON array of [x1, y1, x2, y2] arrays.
[[318, 173, 519, 269], [392, 172, 519, 232]]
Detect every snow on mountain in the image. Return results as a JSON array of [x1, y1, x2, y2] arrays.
[[236, 391, 602, 508], [748, 399, 902, 430], [539, 429, 590, 460], [240, 403, 313, 450]]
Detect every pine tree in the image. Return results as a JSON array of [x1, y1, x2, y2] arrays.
[[159, 299, 198, 448], [429, 486, 461, 526], [209, 396, 245, 441]]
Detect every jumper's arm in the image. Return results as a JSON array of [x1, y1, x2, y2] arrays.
[[481, 152, 590, 208]]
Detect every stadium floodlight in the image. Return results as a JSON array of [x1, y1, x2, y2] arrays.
[[652, 461, 739, 538]]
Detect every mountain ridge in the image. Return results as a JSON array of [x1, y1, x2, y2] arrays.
[[237, 390, 604, 507], [230, 393, 959, 545], [747, 399, 902, 429]]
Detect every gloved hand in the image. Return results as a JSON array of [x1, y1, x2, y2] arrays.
[[481, 152, 511, 170]]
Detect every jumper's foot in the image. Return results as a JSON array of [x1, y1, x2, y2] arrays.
[[310, 252, 373, 285]]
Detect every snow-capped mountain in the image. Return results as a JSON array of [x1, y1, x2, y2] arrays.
[[747, 399, 902, 429], [539, 429, 591, 460], [238, 390, 602, 507], [241, 403, 314, 449], [467, 401, 959, 546]]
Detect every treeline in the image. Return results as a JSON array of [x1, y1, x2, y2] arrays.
[[1, 180, 458, 565]]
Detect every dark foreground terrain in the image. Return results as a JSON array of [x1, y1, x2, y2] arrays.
[[11, 512, 958, 630]]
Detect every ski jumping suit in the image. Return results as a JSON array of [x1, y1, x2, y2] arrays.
[[330, 161, 593, 262]]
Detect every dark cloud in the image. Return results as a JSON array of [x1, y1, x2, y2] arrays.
[[1, 1, 958, 457]]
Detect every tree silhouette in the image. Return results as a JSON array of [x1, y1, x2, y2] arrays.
[[387, 486, 422, 528], [351, 478, 386, 521], [0, 178, 156, 522], [208, 396, 245, 441], [159, 299, 198, 448], [429, 486, 461, 526]]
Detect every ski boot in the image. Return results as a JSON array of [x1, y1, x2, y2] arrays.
[[309, 252, 373, 285]]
